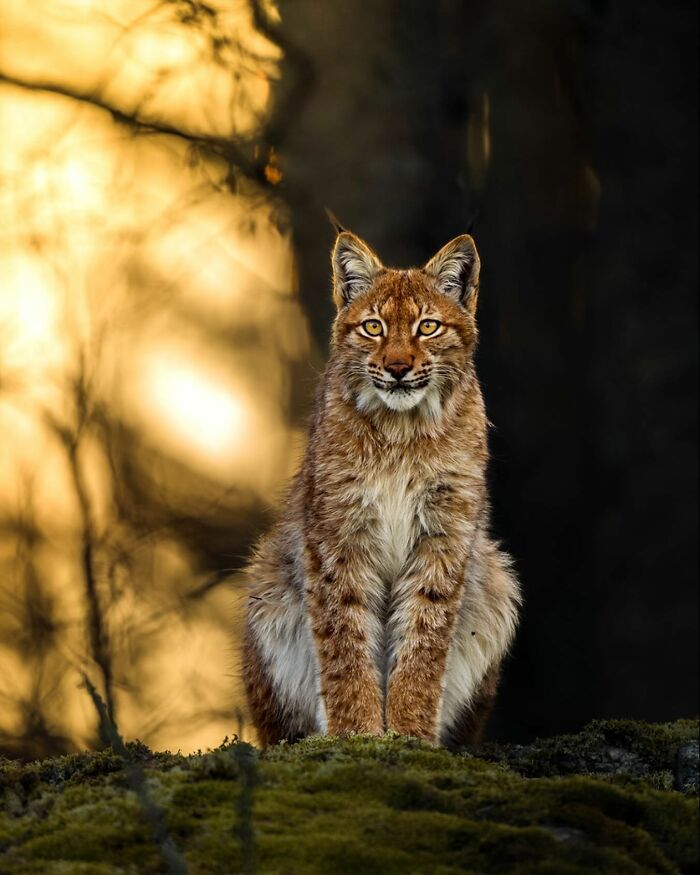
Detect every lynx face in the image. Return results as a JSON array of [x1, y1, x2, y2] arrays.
[[331, 233, 481, 415]]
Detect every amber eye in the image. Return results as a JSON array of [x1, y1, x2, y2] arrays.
[[418, 319, 441, 336], [362, 319, 384, 337]]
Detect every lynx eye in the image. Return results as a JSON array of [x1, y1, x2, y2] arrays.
[[418, 319, 441, 336], [362, 319, 384, 337]]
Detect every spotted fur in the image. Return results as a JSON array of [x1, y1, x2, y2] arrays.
[[242, 231, 520, 746]]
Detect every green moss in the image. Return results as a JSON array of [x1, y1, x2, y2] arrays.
[[477, 718, 699, 788], [0, 720, 697, 874]]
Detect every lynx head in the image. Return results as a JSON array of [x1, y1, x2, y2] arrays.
[[330, 231, 480, 416]]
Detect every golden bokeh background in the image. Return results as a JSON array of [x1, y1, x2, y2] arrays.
[[0, 0, 312, 755]]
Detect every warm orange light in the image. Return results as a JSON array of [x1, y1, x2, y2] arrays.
[[0, 257, 62, 373], [145, 354, 249, 459], [0, 0, 302, 756]]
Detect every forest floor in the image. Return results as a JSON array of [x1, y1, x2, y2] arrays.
[[0, 718, 697, 874]]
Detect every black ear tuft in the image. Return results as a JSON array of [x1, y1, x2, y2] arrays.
[[325, 208, 347, 236], [423, 235, 480, 313], [465, 207, 479, 236]]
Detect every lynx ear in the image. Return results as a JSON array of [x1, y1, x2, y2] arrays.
[[424, 234, 480, 312], [332, 231, 383, 308]]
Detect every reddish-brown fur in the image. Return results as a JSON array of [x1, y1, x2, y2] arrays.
[[242, 231, 520, 746]]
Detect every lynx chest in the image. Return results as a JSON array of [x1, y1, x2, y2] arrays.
[[364, 467, 425, 582]]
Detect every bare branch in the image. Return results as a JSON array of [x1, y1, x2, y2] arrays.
[[82, 674, 189, 875], [44, 385, 117, 725], [0, 70, 269, 187]]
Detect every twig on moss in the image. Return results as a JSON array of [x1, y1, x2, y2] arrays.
[[82, 673, 189, 875], [232, 739, 258, 875]]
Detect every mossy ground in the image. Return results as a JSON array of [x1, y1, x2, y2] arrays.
[[0, 720, 697, 874]]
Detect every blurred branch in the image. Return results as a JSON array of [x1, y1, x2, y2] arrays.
[[0, 70, 266, 185], [183, 568, 238, 602], [82, 673, 189, 875], [232, 738, 258, 875], [44, 373, 117, 726]]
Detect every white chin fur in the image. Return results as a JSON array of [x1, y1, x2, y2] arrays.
[[355, 383, 443, 420], [377, 387, 427, 411]]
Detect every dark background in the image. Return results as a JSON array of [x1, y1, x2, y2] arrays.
[[275, 0, 699, 740]]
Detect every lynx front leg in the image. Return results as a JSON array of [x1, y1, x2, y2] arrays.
[[386, 473, 481, 742], [386, 533, 469, 742], [305, 538, 384, 736]]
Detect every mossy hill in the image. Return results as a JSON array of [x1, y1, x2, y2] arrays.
[[1, 719, 697, 874]]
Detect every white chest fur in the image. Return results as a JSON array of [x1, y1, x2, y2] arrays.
[[370, 469, 419, 582]]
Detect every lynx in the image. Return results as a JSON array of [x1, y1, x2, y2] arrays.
[[242, 230, 520, 747]]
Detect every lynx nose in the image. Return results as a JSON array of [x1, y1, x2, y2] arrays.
[[385, 360, 412, 381]]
